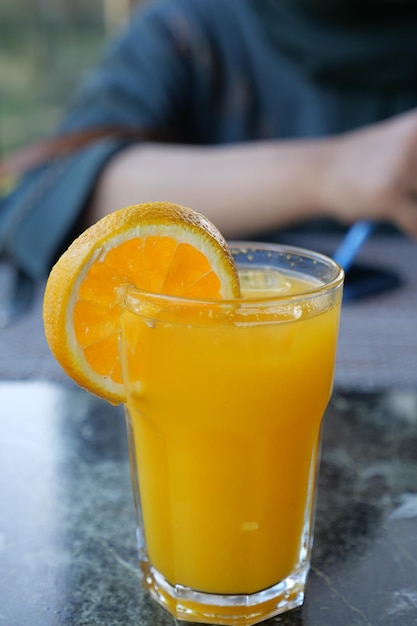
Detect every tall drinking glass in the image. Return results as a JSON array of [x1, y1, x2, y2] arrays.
[[120, 242, 344, 625]]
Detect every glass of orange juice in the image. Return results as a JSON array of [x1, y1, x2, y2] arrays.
[[120, 242, 344, 625]]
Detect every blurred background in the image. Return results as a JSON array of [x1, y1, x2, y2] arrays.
[[0, 0, 141, 157]]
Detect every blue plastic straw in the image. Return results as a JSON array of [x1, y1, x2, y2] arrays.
[[333, 221, 375, 272]]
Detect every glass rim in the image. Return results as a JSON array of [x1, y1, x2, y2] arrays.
[[123, 241, 345, 308]]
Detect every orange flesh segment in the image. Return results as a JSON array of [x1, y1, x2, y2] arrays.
[[73, 235, 224, 387]]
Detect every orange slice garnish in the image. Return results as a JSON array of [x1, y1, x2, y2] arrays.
[[43, 202, 240, 404]]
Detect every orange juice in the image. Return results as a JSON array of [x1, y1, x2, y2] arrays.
[[120, 245, 343, 624]]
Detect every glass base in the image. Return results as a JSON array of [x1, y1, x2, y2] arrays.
[[140, 559, 307, 625]]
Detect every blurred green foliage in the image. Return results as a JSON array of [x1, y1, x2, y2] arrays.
[[0, 1, 111, 154]]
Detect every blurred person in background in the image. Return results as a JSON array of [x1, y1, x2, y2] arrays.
[[3, 0, 417, 281]]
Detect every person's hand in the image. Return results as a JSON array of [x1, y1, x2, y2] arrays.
[[320, 109, 417, 237]]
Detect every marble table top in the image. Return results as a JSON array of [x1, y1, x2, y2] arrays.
[[1, 381, 416, 625]]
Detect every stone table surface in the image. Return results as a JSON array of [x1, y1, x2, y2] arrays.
[[1, 381, 417, 626]]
